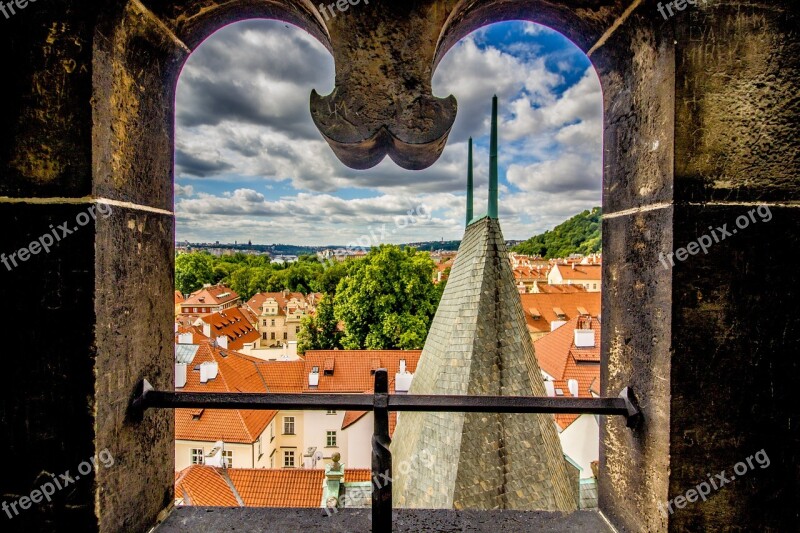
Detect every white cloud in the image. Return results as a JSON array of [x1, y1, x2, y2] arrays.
[[174, 21, 603, 244]]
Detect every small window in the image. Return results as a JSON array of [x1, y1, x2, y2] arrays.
[[262, 332, 267, 340], [263, 320, 267, 326], [296, 326, 300, 334], [327, 410, 337, 415], [271, 319, 276, 326], [191, 448, 204, 465], [222, 450, 233, 468], [326, 431, 337, 447], [284, 450, 295, 468], [283, 416, 295, 435], [270, 421, 275, 442], [283, 332, 288, 340], [270, 450, 276, 468], [258, 436, 263, 457], [271, 332, 276, 340]]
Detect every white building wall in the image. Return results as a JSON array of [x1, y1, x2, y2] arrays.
[[175, 440, 257, 471], [557, 414, 599, 479], [303, 409, 345, 467], [342, 414, 373, 469]]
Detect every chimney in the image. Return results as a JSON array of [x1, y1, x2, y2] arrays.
[[216, 336, 228, 349], [309, 368, 320, 387], [178, 333, 193, 344], [202, 323, 211, 338], [395, 361, 413, 392], [175, 363, 187, 388], [200, 361, 219, 383], [568, 379, 579, 397], [205, 441, 225, 468], [574, 325, 595, 348]]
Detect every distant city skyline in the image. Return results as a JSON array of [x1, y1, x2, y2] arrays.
[[175, 20, 602, 246]]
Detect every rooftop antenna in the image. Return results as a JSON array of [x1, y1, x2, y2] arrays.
[[466, 137, 474, 226], [488, 95, 499, 219]]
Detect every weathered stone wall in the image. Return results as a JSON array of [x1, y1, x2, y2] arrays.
[[1, 0, 797, 531], [392, 217, 576, 511]]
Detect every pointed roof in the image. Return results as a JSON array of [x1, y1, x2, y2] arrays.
[[391, 217, 576, 511]]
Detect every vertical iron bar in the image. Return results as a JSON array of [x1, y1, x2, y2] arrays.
[[372, 369, 392, 532]]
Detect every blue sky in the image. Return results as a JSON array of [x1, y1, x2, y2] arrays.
[[174, 20, 602, 246]]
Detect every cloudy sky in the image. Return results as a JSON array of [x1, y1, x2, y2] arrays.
[[175, 20, 602, 246]]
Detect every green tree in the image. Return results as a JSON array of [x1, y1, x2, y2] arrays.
[[333, 245, 440, 350], [512, 207, 602, 259], [175, 252, 214, 294], [297, 296, 342, 354], [313, 260, 351, 294], [229, 267, 257, 300]]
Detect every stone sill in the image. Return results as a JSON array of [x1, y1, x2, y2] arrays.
[[155, 507, 613, 532]]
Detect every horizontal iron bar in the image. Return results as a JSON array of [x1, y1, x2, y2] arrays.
[[141, 390, 376, 411], [133, 384, 631, 416], [389, 394, 629, 415]]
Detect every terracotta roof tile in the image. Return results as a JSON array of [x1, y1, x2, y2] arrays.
[[551, 264, 602, 281], [175, 465, 240, 507], [198, 307, 260, 350], [520, 292, 600, 335], [175, 466, 373, 508], [175, 343, 292, 442], [184, 285, 240, 306], [533, 316, 601, 430], [303, 350, 422, 393]]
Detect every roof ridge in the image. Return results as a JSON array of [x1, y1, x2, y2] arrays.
[[216, 467, 245, 506]]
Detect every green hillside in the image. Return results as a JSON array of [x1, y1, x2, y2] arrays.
[[512, 207, 601, 259]]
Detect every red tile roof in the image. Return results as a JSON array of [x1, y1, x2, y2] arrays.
[[302, 350, 421, 393], [175, 466, 372, 508], [175, 343, 291, 443], [257, 360, 305, 393], [513, 267, 547, 280], [175, 290, 185, 304], [184, 285, 240, 306], [520, 292, 601, 335], [551, 264, 602, 281], [532, 283, 589, 294], [198, 307, 261, 350], [533, 316, 601, 430], [175, 466, 240, 507]]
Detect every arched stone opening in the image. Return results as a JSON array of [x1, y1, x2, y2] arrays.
[[3, 1, 798, 532]]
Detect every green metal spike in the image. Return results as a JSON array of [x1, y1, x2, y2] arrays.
[[467, 137, 474, 226], [488, 95, 498, 219]]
